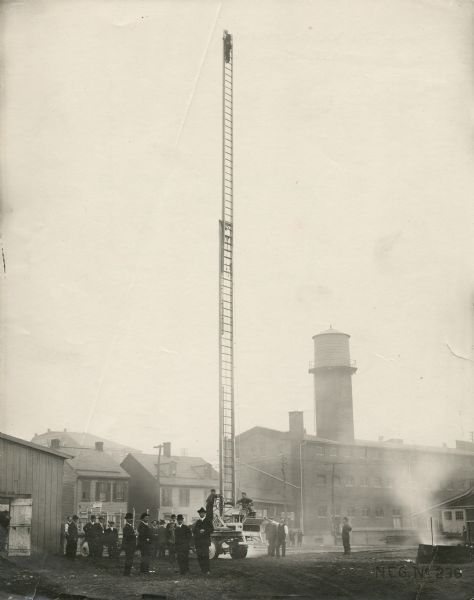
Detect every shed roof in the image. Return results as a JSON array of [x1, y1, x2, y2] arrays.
[[0, 431, 71, 459], [413, 487, 474, 515], [31, 431, 140, 453]]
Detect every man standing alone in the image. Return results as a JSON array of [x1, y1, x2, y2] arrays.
[[193, 507, 214, 575], [175, 514, 192, 575], [341, 517, 352, 556]]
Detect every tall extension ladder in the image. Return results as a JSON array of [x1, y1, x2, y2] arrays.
[[219, 30, 235, 508]]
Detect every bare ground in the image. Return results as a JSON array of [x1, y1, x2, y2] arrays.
[[1, 546, 473, 600]]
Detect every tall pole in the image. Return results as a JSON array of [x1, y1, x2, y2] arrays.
[[219, 30, 235, 507], [154, 444, 163, 521], [281, 455, 288, 520]]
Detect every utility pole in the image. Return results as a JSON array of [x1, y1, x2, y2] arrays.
[[153, 444, 164, 521], [281, 455, 288, 521], [331, 462, 336, 544]]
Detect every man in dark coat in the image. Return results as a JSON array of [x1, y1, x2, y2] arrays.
[[157, 520, 167, 559], [193, 506, 214, 575], [166, 514, 177, 564], [137, 512, 152, 574], [94, 516, 105, 558], [150, 520, 160, 559], [65, 515, 79, 559], [104, 521, 119, 558], [275, 519, 288, 558], [175, 514, 192, 575], [121, 512, 136, 576], [341, 517, 352, 556], [264, 518, 278, 557], [83, 515, 97, 558]]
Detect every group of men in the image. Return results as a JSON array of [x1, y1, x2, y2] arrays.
[[122, 507, 214, 576], [63, 507, 215, 577], [264, 518, 290, 557]]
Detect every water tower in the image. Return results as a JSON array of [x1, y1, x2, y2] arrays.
[[309, 327, 356, 442]]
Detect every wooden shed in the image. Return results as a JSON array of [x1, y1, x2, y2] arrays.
[[0, 432, 69, 555]]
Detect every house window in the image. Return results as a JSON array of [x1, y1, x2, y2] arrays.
[[114, 481, 126, 502], [316, 474, 327, 485], [317, 505, 327, 517], [179, 488, 190, 506], [162, 488, 173, 506], [375, 506, 384, 517], [443, 511, 452, 521], [455, 511, 464, 521], [81, 480, 91, 501], [96, 481, 109, 502]]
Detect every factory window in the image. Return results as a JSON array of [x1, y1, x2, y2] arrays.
[[334, 505, 341, 516], [317, 505, 327, 517], [315, 446, 324, 455], [447, 481, 454, 490], [373, 477, 382, 488], [316, 474, 327, 485], [81, 480, 91, 502], [455, 511, 464, 521], [341, 447, 352, 458], [386, 478, 393, 488], [443, 511, 452, 521], [333, 475, 341, 486], [360, 477, 369, 487], [361, 506, 370, 517], [357, 447, 366, 459], [392, 507, 401, 517], [458, 480, 466, 490], [161, 488, 173, 507], [345, 476, 355, 487], [375, 506, 384, 517], [329, 447, 338, 457], [347, 506, 356, 517], [179, 488, 190, 507]]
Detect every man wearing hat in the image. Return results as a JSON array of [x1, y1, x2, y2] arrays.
[[193, 507, 214, 575], [175, 514, 192, 575], [104, 520, 119, 558], [157, 519, 167, 559], [137, 512, 152, 574], [122, 512, 137, 576], [65, 515, 79, 559], [166, 514, 177, 564]]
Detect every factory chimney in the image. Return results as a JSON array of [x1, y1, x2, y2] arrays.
[[309, 327, 356, 442]]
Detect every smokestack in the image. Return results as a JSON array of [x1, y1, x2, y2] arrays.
[[289, 411, 305, 438], [309, 327, 356, 442], [95, 441, 104, 452], [163, 442, 171, 458], [50, 438, 61, 449]]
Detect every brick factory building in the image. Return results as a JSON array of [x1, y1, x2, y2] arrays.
[[236, 328, 474, 546]]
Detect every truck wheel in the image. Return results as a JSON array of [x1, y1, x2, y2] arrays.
[[230, 544, 247, 559]]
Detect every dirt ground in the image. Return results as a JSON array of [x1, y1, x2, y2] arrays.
[[1, 546, 473, 600]]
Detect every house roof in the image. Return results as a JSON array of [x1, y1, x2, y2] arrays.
[[66, 448, 129, 479], [31, 431, 140, 453], [0, 431, 71, 459], [124, 453, 218, 487], [414, 487, 474, 515]]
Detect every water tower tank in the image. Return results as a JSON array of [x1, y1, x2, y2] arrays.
[[309, 327, 356, 442]]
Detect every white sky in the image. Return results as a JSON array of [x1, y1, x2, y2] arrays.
[[1, 0, 474, 465]]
